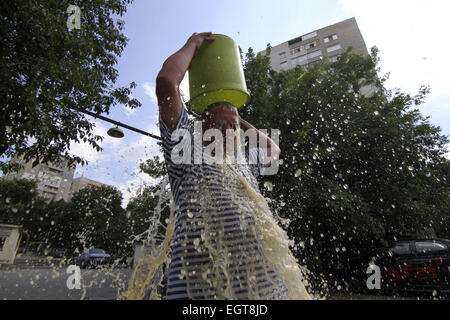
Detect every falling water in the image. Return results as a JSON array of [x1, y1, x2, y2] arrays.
[[124, 176, 175, 300], [124, 164, 313, 300]]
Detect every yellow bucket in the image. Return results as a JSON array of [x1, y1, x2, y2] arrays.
[[188, 34, 250, 115]]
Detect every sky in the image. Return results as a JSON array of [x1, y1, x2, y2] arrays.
[[65, 0, 450, 206]]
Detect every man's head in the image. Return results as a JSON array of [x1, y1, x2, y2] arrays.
[[201, 102, 240, 153]]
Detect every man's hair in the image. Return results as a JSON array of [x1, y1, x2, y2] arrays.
[[202, 102, 237, 120]]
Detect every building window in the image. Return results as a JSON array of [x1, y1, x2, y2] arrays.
[[323, 34, 338, 43], [307, 49, 322, 59], [305, 40, 318, 50], [279, 51, 286, 59], [280, 61, 288, 69], [301, 31, 317, 41], [292, 54, 307, 65], [290, 45, 305, 55], [330, 55, 340, 62], [43, 191, 57, 197], [327, 44, 342, 53], [0, 237, 6, 250]]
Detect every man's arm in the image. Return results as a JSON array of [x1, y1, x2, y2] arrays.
[[156, 32, 215, 132], [239, 117, 281, 165]]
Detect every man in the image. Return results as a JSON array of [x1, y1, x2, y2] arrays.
[[156, 32, 305, 300]]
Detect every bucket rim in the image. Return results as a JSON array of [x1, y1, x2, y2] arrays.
[[188, 87, 250, 111], [209, 33, 235, 41], [189, 87, 250, 102]]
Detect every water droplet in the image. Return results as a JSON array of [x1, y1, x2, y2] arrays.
[[187, 211, 193, 218], [201, 84, 206, 88], [286, 119, 290, 125], [264, 181, 273, 191], [217, 56, 221, 59], [193, 238, 200, 247], [331, 195, 336, 200], [295, 169, 302, 177], [374, 111, 379, 116]]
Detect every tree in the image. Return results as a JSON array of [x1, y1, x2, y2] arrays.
[[0, 178, 50, 241], [241, 46, 450, 292], [0, 178, 39, 225], [0, 0, 140, 173], [126, 156, 170, 244], [44, 199, 78, 254], [0, 177, 57, 254], [70, 185, 130, 258]]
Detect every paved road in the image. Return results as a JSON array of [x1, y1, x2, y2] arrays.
[[0, 267, 132, 300], [0, 265, 444, 300]]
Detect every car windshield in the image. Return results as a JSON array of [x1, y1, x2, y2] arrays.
[[89, 249, 106, 254], [391, 242, 411, 255], [416, 241, 447, 253]]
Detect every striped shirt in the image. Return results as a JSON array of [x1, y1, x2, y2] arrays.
[[160, 106, 287, 300]]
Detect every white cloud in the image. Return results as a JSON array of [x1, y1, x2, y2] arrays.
[[143, 76, 190, 105], [123, 94, 138, 117], [116, 123, 162, 165], [116, 169, 159, 207], [68, 118, 123, 174], [340, 0, 450, 95], [123, 105, 137, 117], [143, 82, 158, 103]]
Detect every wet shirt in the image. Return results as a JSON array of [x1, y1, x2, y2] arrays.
[[160, 106, 287, 300]]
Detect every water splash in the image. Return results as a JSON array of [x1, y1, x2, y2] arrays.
[[124, 176, 175, 300], [123, 164, 312, 300]]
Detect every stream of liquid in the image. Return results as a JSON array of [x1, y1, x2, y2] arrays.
[[124, 165, 312, 300]]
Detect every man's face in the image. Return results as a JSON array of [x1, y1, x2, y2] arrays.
[[202, 104, 240, 153]]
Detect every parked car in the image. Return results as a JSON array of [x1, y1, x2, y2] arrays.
[[75, 248, 112, 268], [51, 248, 66, 259], [373, 239, 450, 294]]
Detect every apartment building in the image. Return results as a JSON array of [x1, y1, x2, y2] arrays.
[[5, 156, 76, 202], [70, 177, 108, 196], [4, 156, 107, 201], [260, 17, 369, 72]]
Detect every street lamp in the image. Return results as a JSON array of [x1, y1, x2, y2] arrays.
[[107, 126, 124, 138], [71, 107, 161, 141]]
